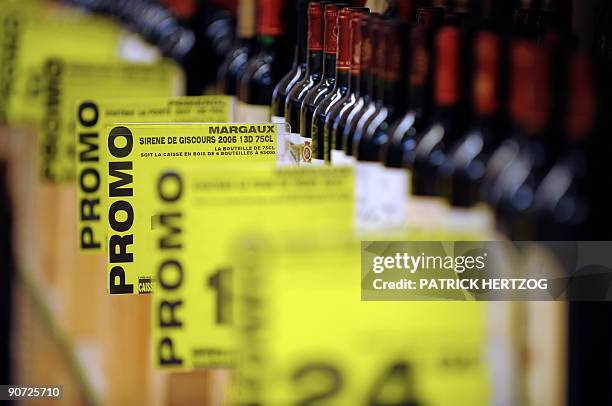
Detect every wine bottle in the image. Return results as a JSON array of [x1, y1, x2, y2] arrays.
[[437, 29, 505, 234], [341, 14, 383, 161], [270, 0, 311, 124], [174, 1, 235, 95], [534, 50, 595, 240], [328, 10, 368, 165], [407, 24, 469, 230], [312, 7, 368, 163], [270, 0, 310, 163], [237, 0, 291, 122], [354, 20, 411, 231], [331, 12, 376, 164], [217, 0, 257, 103], [300, 3, 345, 164], [382, 7, 445, 171], [355, 20, 410, 163], [412, 25, 469, 196], [486, 40, 555, 239], [349, 15, 388, 161], [440, 30, 505, 208], [284, 1, 327, 163]]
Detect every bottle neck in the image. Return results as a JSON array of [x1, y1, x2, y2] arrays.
[[306, 50, 324, 75], [349, 71, 360, 94], [383, 77, 404, 116], [473, 114, 500, 137], [408, 83, 429, 116], [335, 70, 350, 88], [359, 70, 369, 97], [296, 42, 307, 66], [433, 105, 464, 139], [374, 73, 384, 102], [295, 1, 308, 66], [323, 52, 337, 79]]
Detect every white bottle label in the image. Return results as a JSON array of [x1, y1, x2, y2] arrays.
[[407, 195, 450, 232], [271, 115, 288, 164], [355, 163, 411, 233], [355, 161, 384, 232], [444, 204, 495, 238], [235, 101, 270, 123], [331, 150, 355, 166], [377, 166, 410, 231]]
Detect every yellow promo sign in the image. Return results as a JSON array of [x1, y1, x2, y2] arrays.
[[104, 123, 279, 295], [149, 164, 354, 370], [232, 236, 490, 406], [75, 96, 233, 253], [0, 1, 121, 125], [41, 59, 181, 182]]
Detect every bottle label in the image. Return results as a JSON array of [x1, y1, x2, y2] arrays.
[[331, 149, 355, 166], [355, 163, 410, 233], [287, 133, 313, 165], [355, 161, 385, 232], [377, 167, 410, 231], [235, 101, 270, 123], [443, 204, 495, 239], [76, 96, 234, 253], [271, 115, 288, 163], [406, 195, 450, 234]]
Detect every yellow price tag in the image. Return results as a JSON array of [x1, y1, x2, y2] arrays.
[[76, 96, 233, 252], [0, 2, 121, 125], [105, 123, 279, 295], [149, 164, 354, 370], [232, 236, 490, 406], [41, 59, 180, 182]]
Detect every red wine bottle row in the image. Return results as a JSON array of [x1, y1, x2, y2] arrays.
[[217, 0, 610, 237]]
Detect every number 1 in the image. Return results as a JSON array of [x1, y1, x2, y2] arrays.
[[208, 268, 233, 325]]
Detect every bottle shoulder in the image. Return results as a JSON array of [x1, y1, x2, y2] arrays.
[[274, 65, 304, 98], [314, 87, 345, 117], [288, 75, 321, 102], [326, 92, 353, 124], [302, 79, 334, 108]]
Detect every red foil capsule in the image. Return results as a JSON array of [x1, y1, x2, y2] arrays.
[[509, 40, 550, 134], [349, 11, 366, 75], [307, 1, 325, 51], [434, 26, 462, 107], [257, 0, 287, 36], [324, 3, 341, 55], [336, 8, 353, 72], [473, 31, 501, 117]]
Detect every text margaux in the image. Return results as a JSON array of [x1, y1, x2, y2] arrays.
[[208, 124, 275, 134]]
